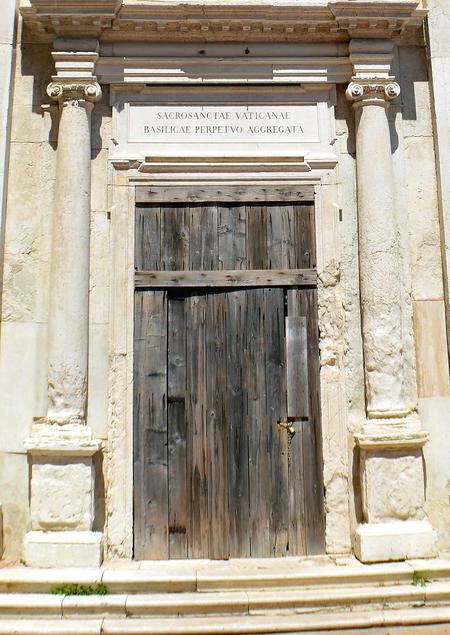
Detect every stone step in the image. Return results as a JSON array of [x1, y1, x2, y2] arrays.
[[0, 558, 448, 594], [0, 580, 449, 620], [0, 605, 449, 634]]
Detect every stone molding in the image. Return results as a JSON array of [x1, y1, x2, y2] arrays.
[[25, 423, 102, 457], [346, 78, 401, 105], [20, 0, 426, 43]]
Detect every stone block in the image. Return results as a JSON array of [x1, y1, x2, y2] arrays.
[[91, 149, 109, 212], [89, 211, 110, 325], [23, 531, 103, 568], [0, 322, 47, 452], [403, 135, 443, 301], [87, 324, 109, 440], [30, 457, 94, 531], [354, 520, 437, 563], [413, 300, 450, 398], [362, 449, 426, 523]]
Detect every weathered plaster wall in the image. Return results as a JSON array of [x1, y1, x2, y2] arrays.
[[0, 0, 18, 300], [421, 0, 450, 549], [397, 39, 450, 549], [0, 18, 112, 558], [0, 16, 55, 559]]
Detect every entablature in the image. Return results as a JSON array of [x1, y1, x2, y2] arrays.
[[21, 0, 426, 44]]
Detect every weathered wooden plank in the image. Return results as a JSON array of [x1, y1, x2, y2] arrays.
[[186, 292, 209, 557], [218, 205, 246, 270], [246, 205, 268, 270], [267, 204, 296, 269], [295, 203, 316, 269], [285, 309, 308, 556], [133, 289, 169, 560], [136, 185, 315, 204], [226, 290, 250, 557], [206, 291, 229, 559], [246, 288, 271, 557], [265, 288, 289, 556], [135, 269, 317, 288], [167, 295, 188, 559], [296, 288, 325, 555], [161, 204, 190, 271], [189, 204, 219, 270], [135, 205, 161, 271], [286, 316, 309, 421]]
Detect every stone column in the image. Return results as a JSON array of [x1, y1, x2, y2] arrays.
[[23, 42, 103, 567], [347, 39, 436, 562]]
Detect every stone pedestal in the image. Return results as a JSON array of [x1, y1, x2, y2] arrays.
[[347, 39, 436, 562], [24, 42, 103, 567]]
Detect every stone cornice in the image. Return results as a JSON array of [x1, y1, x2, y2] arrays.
[[21, 0, 426, 43]]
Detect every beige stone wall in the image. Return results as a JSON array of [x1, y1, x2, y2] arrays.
[[420, 0, 450, 549], [0, 0, 18, 291], [394, 39, 450, 550], [0, 18, 55, 559], [0, 21, 114, 558], [0, 8, 449, 560]]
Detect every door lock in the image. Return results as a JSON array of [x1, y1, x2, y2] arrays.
[[277, 419, 296, 435]]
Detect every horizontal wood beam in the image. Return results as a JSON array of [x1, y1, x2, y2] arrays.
[[135, 269, 317, 288], [135, 185, 315, 204]]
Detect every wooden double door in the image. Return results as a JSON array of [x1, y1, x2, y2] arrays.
[[133, 188, 325, 560]]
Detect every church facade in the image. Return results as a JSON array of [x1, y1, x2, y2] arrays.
[[0, 0, 449, 572]]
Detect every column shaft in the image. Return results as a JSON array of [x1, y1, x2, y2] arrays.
[[47, 98, 93, 423], [354, 99, 406, 418]]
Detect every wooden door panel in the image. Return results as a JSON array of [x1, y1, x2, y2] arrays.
[[226, 290, 251, 557], [287, 288, 325, 555], [167, 295, 188, 559], [135, 202, 315, 272], [134, 197, 325, 560], [134, 289, 169, 560]]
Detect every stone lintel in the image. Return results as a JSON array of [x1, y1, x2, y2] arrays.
[[354, 521, 437, 563], [23, 531, 103, 568]]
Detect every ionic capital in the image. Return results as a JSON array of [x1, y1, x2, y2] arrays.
[[47, 80, 102, 106], [346, 78, 400, 106]]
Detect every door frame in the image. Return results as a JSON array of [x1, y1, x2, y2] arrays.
[[105, 169, 351, 560]]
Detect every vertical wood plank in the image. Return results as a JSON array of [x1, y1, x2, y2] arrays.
[[167, 295, 188, 559], [218, 204, 246, 270], [226, 290, 250, 557], [206, 291, 229, 559], [267, 204, 296, 269], [189, 204, 219, 270], [246, 205, 268, 270], [133, 289, 169, 560], [246, 288, 271, 556], [295, 203, 315, 269], [265, 288, 289, 556], [186, 292, 209, 557], [135, 205, 161, 271], [161, 204, 190, 271], [296, 288, 325, 554], [285, 301, 308, 556]]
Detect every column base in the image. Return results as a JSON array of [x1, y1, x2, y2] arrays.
[[354, 520, 437, 563], [23, 531, 103, 568]]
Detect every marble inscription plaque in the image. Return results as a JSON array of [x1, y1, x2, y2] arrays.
[[128, 104, 320, 143]]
